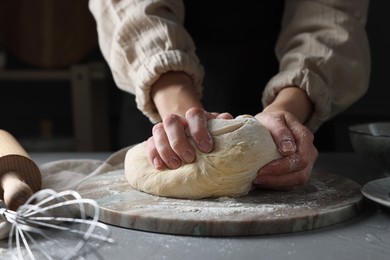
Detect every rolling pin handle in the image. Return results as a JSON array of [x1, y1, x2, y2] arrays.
[[0, 130, 42, 210], [1, 171, 34, 211]]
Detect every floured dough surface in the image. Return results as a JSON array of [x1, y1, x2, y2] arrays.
[[124, 115, 281, 199]]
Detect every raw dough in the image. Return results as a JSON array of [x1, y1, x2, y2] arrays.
[[124, 115, 282, 199]]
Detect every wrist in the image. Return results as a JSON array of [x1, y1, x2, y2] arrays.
[[263, 86, 313, 124], [151, 71, 203, 118]]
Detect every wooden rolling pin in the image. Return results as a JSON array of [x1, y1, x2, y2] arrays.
[[0, 130, 42, 210]]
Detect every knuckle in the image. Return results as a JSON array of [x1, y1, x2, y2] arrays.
[[303, 128, 314, 141], [185, 107, 205, 118], [312, 147, 319, 159], [269, 114, 284, 125], [163, 114, 178, 125], [146, 137, 155, 148], [157, 144, 172, 158], [152, 123, 164, 133], [169, 139, 182, 151]]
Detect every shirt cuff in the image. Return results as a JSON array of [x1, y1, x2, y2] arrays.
[[132, 50, 204, 123], [262, 68, 331, 132]]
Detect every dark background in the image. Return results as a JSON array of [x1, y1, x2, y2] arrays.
[[0, 0, 388, 152]]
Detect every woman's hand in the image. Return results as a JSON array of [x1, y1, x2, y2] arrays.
[[253, 86, 318, 190], [147, 107, 233, 169], [253, 111, 318, 190]]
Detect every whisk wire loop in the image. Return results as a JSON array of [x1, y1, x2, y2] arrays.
[[4, 188, 114, 260]]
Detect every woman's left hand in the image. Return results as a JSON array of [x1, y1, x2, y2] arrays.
[[253, 110, 318, 190]]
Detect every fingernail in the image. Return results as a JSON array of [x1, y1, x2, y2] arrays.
[[199, 140, 212, 153], [182, 150, 195, 163], [281, 140, 295, 153], [169, 157, 181, 169]]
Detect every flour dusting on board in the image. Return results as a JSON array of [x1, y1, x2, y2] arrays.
[[77, 170, 363, 236], [132, 198, 291, 217], [113, 174, 343, 221]]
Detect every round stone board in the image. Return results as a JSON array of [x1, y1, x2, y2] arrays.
[[77, 170, 363, 237]]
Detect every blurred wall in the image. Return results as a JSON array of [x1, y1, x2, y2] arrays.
[[0, 0, 123, 151], [118, 0, 390, 152], [0, 1, 389, 152]]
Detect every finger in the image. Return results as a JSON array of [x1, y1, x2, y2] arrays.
[[293, 125, 318, 173], [254, 155, 309, 190], [286, 119, 318, 172], [254, 127, 317, 189], [287, 117, 316, 155], [146, 137, 165, 169], [262, 115, 296, 156], [216, 112, 233, 119], [207, 112, 233, 120], [185, 107, 213, 153], [253, 170, 310, 190], [163, 114, 196, 164], [152, 122, 182, 169], [209, 112, 219, 118], [256, 125, 315, 177], [257, 154, 308, 177]]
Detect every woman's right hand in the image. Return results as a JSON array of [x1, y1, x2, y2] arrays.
[[147, 107, 232, 169]]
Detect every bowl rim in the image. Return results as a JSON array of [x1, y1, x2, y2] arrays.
[[348, 122, 390, 137]]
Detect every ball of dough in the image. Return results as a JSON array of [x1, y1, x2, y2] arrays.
[[124, 115, 281, 199]]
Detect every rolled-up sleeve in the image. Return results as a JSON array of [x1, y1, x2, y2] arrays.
[[89, 0, 204, 123], [262, 0, 371, 132]]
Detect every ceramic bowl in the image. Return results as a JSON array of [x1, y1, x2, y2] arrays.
[[349, 122, 390, 176]]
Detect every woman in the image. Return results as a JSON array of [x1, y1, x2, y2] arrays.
[[88, 0, 370, 190]]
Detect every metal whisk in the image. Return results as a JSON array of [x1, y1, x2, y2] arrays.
[[1, 189, 114, 260]]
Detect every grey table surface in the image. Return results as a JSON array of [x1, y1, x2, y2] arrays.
[[6, 152, 390, 259]]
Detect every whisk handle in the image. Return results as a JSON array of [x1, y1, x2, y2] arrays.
[[0, 130, 42, 210]]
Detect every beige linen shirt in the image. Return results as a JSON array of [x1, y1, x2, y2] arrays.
[[89, 0, 370, 132]]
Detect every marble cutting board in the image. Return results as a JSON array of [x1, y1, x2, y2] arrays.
[[77, 170, 363, 237]]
